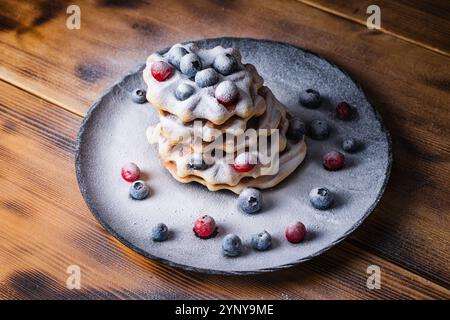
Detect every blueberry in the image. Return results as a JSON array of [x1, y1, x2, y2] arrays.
[[307, 119, 329, 140], [222, 234, 242, 257], [309, 187, 334, 210], [195, 68, 219, 88], [175, 83, 195, 101], [287, 117, 306, 141], [151, 223, 169, 241], [167, 46, 188, 70], [251, 230, 272, 251], [180, 53, 202, 78], [299, 89, 321, 108], [342, 138, 359, 153], [213, 53, 238, 75], [129, 180, 149, 200], [238, 188, 263, 214], [131, 89, 147, 104], [187, 154, 208, 170]]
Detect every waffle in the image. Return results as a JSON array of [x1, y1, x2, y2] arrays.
[[143, 43, 307, 193], [162, 140, 306, 194], [143, 43, 264, 125]]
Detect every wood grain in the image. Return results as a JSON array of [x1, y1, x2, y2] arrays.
[[299, 0, 450, 56], [1, 0, 449, 286], [0, 0, 449, 115], [1, 80, 448, 299]]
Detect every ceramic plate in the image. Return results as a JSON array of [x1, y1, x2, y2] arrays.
[[76, 38, 392, 274]]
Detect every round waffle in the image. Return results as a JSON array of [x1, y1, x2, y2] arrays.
[[143, 43, 264, 125], [144, 43, 307, 193], [162, 139, 306, 194]]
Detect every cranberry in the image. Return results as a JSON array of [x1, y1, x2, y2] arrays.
[[336, 102, 353, 120], [215, 80, 238, 106], [217, 96, 238, 106], [285, 222, 306, 243], [232, 153, 257, 173], [121, 162, 141, 182], [323, 151, 345, 171], [193, 215, 217, 239], [151, 61, 174, 82]]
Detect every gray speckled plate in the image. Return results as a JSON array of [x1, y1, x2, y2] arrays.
[[76, 38, 392, 275]]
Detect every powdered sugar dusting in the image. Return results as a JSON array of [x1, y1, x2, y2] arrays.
[[143, 43, 264, 125], [215, 80, 238, 104], [77, 38, 391, 274]]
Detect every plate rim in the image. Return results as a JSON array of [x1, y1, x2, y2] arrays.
[[75, 37, 393, 275]]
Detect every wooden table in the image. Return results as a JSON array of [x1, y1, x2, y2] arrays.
[[0, 0, 449, 300]]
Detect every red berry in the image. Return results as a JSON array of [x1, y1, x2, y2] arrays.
[[215, 81, 239, 106], [323, 151, 345, 171], [232, 153, 257, 173], [193, 215, 217, 239], [285, 222, 306, 243], [151, 61, 174, 82], [121, 162, 141, 182], [216, 95, 238, 107], [217, 96, 238, 106], [336, 102, 353, 120], [232, 163, 255, 173]]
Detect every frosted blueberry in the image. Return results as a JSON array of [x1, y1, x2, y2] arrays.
[[309, 187, 334, 210], [129, 180, 149, 200], [187, 154, 208, 170], [299, 89, 321, 108], [194, 68, 219, 88], [251, 230, 272, 251], [175, 83, 195, 101], [213, 53, 238, 75], [287, 117, 306, 141], [131, 89, 146, 104], [151, 223, 169, 241], [238, 188, 263, 214], [307, 119, 329, 140], [342, 138, 359, 153], [180, 53, 202, 78], [222, 234, 242, 257], [167, 46, 188, 69]]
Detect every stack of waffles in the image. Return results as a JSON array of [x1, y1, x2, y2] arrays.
[[143, 43, 306, 194]]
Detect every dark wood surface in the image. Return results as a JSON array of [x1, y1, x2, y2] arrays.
[[300, 0, 450, 56], [0, 0, 449, 299]]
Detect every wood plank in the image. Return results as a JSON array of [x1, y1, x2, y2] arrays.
[[299, 0, 450, 56], [1, 80, 448, 299], [0, 0, 449, 288], [0, 0, 449, 115]]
